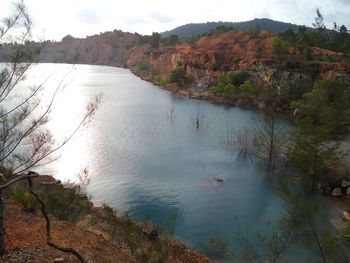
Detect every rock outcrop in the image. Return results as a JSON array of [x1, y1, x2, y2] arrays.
[[2, 29, 349, 102]]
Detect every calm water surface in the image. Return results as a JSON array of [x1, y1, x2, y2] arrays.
[[21, 64, 340, 261]]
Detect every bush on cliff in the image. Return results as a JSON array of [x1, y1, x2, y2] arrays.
[[228, 70, 250, 87], [169, 67, 186, 83], [161, 34, 179, 46], [210, 70, 252, 97], [291, 80, 350, 138], [272, 35, 290, 57]]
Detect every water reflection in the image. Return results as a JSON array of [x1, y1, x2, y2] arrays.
[[18, 63, 339, 260]]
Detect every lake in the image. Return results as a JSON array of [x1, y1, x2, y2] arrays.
[[19, 63, 341, 261]]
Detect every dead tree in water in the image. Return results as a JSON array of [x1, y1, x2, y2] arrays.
[[193, 101, 204, 129], [167, 101, 176, 121]]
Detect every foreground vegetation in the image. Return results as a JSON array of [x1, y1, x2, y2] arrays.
[[3, 175, 212, 262]]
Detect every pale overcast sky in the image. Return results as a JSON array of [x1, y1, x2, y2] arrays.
[[1, 0, 350, 41]]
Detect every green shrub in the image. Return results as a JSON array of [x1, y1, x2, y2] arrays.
[[223, 83, 235, 95], [40, 184, 93, 222], [210, 71, 250, 96], [272, 36, 290, 57], [136, 60, 149, 75], [10, 184, 38, 213], [169, 67, 186, 83], [228, 70, 250, 87], [161, 35, 179, 46], [155, 75, 168, 86], [239, 80, 257, 95], [210, 85, 222, 94]]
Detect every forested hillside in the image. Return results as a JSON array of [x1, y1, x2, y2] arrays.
[[161, 18, 300, 37]]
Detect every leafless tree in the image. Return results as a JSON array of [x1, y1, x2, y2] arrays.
[[0, 1, 99, 261], [193, 101, 204, 129], [253, 109, 289, 173], [167, 100, 176, 121]]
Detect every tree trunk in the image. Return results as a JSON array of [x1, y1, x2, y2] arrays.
[[0, 193, 4, 256], [268, 115, 275, 173]]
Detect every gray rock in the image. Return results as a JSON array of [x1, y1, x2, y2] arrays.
[[214, 178, 224, 183], [53, 258, 65, 263], [331, 187, 343, 197]]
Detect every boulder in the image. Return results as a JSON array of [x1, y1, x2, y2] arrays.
[[331, 187, 343, 197], [342, 211, 350, 222]]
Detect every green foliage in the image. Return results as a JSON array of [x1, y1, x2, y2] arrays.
[[37, 175, 93, 222], [253, 112, 289, 172], [239, 80, 256, 95], [206, 25, 238, 36], [169, 67, 186, 83], [278, 28, 297, 47], [138, 32, 161, 48], [289, 80, 349, 188], [223, 82, 235, 95], [312, 8, 326, 31], [293, 9, 350, 54], [210, 74, 232, 95], [155, 75, 168, 86], [292, 80, 350, 138], [9, 184, 38, 212], [150, 32, 161, 48], [236, 180, 349, 262], [329, 24, 350, 53], [136, 60, 150, 75], [179, 36, 200, 45], [162, 19, 300, 38], [276, 10, 350, 56], [227, 70, 250, 87], [160, 34, 179, 46], [272, 36, 290, 57], [210, 70, 252, 97], [99, 206, 184, 262], [287, 135, 343, 189]]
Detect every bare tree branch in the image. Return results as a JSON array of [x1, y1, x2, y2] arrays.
[[13, 96, 100, 175], [0, 172, 38, 190], [27, 176, 87, 263], [0, 1, 26, 40]]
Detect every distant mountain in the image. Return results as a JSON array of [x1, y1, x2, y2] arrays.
[[161, 18, 300, 37]]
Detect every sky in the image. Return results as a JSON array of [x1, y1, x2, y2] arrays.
[[1, 0, 350, 41]]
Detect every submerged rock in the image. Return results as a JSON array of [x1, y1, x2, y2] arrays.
[[206, 177, 225, 187], [214, 178, 224, 183], [331, 187, 343, 197]]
